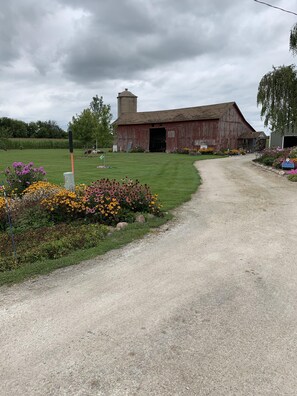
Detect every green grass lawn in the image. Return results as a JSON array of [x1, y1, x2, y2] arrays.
[[0, 149, 219, 211], [0, 149, 223, 285]]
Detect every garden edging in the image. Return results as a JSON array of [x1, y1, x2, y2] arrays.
[[251, 160, 286, 176]]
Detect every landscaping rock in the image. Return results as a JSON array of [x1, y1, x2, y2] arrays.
[[116, 222, 128, 231], [135, 214, 146, 223]]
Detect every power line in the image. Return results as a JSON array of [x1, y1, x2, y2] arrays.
[[254, 0, 297, 16]]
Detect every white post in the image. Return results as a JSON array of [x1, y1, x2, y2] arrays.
[[64, 172, 75, 191]]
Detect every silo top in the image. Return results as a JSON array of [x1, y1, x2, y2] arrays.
[[117, 88, 137, 98]]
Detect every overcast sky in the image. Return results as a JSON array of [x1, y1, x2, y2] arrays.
[[1, 0, 296, 133]]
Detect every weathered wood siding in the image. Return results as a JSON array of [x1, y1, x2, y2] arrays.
[[116, 125, 150, 151], [117, 120, 220, 152], [218, 106, 254, 149], [116, 104, 255, 152]]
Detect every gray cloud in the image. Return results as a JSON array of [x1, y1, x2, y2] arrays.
[[0, 0, 296, 131], [62, 0, 239, 82]]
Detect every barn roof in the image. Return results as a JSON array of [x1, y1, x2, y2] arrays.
[[115, 102, 246, 126], [238, 131, 267, 139], [117, 88, 137, 98]]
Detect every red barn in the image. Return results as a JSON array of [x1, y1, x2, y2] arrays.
[[114, 89, 256, 152]]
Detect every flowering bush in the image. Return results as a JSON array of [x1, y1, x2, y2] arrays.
[[84, 178, 162, 222], [4, 162, 46, 196], [228, 149, 240, 156], [22, 181, 61, 203], [254, 148, 291, 167], [199, 147, 214, 154], [41, 189, 86, 222], [255, 147, 297, 170], [85, 194, 121, 225], [290, 158, 297, 168], [287, 169, 297, 175], [0, 176, 163, 231]]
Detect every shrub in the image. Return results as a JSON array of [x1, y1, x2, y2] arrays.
[[0, 194, 22, 231], [272, 157, 286, 169], [288, 174, 297, 182], [290, 158, 297, 168], [130, 146, 145, 153], [262, 156, 276, 166], [255, 148, 291, 167], [12, 206, 53, 233], [4, 162, 46, 196], [0, 222, 109, 271], [228, 149, 240, 156], [289, 146, 297, 158], [22, 181, 61, 202], [85, 194, 121, 225], [199, 147, 214, 155], [188, 150, 201, 156], [41, 188, 86, 222], [0, 196, 7, 231], [84, 178, 162, 222]]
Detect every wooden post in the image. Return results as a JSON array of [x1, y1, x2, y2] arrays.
[[68, 129, 74, 174]]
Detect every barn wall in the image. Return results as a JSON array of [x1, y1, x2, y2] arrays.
[[116, 120, 220, 152], [116, 125, 150, 151], [218, 106, 255, 149], [167, 120, 219, 151], [116, 106, 254, 152]]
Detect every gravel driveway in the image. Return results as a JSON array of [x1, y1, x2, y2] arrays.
[[1, 155, 297, 396]]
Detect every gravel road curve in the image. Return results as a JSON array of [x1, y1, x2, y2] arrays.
[[1, 155, 297, 396]]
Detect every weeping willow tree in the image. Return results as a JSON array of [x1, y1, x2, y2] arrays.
[[257, 65, 297, 134], [290, 23, 297, 55]]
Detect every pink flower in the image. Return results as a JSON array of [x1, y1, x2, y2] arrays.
[[287, 169, 297, 175]]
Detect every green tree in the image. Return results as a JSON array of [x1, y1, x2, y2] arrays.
[[0, 126, 11, 150], [0, 117, 28, 138], [90, 95, 113, 148], [69, 109, 97, 147], [69, 95, 113, 148], [32, 120, 67, 138], [290, 23, 297, 55], [257, 65, 297, 133]]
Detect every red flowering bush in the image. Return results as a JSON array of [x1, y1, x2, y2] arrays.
[[255, 148, 291, 167], [84, 178, 162, 224]]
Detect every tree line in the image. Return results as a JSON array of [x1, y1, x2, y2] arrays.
[[0, 95, 114, 150], [0, 118, 67, 139]]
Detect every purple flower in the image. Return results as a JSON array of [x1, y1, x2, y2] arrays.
[[12, 162, 24, 168]]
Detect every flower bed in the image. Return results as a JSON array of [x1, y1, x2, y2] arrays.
[[0, 162, 163, 271], [254, 147, 297, 181]]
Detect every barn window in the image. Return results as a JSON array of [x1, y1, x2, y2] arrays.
[[168, 130, 175, 138]]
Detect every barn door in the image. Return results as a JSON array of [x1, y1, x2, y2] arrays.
[[149, 128, 166, 152]]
